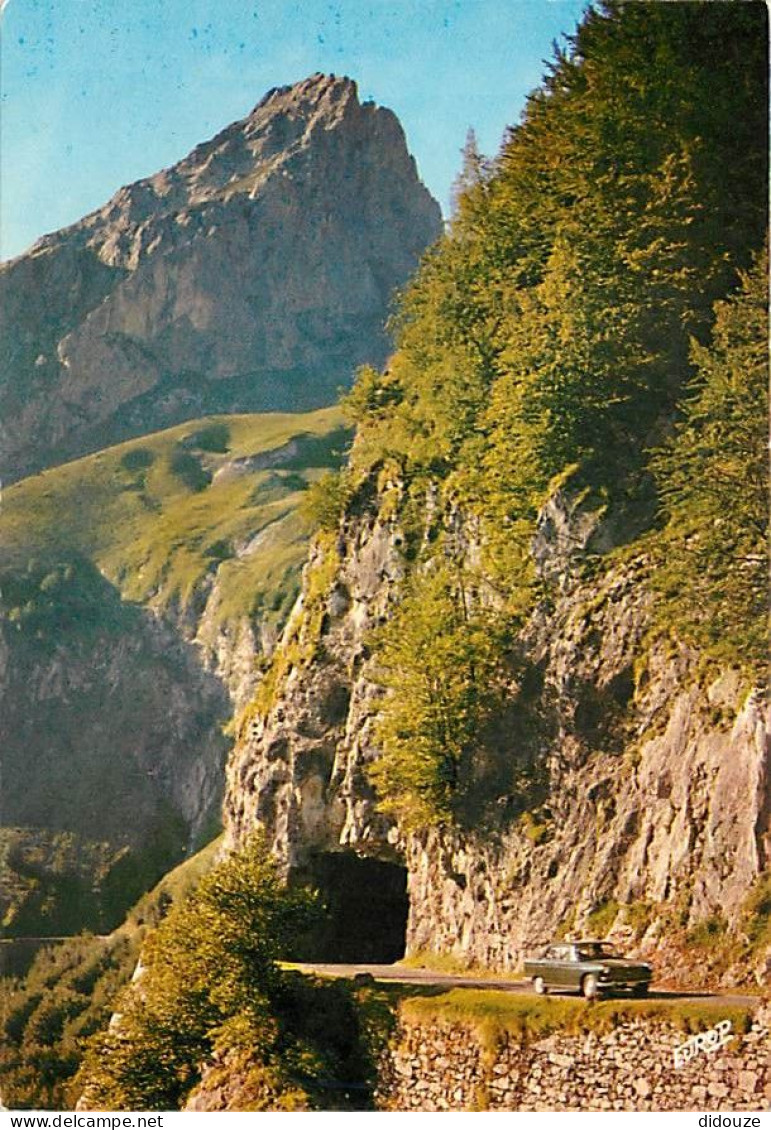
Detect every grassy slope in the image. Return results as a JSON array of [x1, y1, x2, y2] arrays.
[[0, 408, 347, 938], [397, 987, 755, 1041], [0, 407, 348, 630]]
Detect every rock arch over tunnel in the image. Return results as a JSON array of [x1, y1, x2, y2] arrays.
[[292, 852, 409, 963]]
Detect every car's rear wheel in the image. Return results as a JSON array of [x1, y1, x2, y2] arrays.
[[581, 973, 599, 1000], [533, 976, 546, 995], [632, 983, 650, 997]]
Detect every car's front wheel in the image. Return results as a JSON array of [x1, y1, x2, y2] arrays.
[[533, 976, 546, 995], [581, 973, 599, 1000], [632, 983, 650, 997]]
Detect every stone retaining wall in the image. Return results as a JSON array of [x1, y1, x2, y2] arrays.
[[376, 1006, 770, 1112]]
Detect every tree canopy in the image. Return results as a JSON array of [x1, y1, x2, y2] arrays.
[[650, 250, 768, 671], [343, 0, 768, 823], [75, 837, 317, 1110], [349, 0, 767, 521], [368, 566, 510, 828]]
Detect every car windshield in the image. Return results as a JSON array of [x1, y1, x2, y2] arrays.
[[576, 943, 624, 960]]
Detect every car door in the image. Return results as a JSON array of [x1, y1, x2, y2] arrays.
[[564, 945, 583, 989], [549, 944, 571, 988], [538, 946, 556, 986]]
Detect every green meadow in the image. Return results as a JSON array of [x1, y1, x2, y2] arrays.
[[0, 407, 349, 631]]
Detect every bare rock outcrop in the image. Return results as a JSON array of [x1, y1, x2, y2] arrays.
[[224, 476, 769, 983], [0, 572, 230, 934], [225, 508, 404, 867], [0, 74, 441, 481]]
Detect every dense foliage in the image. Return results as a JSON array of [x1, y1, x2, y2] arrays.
[[369, 566, 511, 828], [0, 933, 138, 1110], [70, 837, 391, 1112], [339, 1, 768, 822], [6, 5, 767, 1109], [3, 839, 390, 1112], [348, 2, 766, 505], [0, 841, 222, 1110], [651, 251, 768, 670], [74, 837, 316, 1110]]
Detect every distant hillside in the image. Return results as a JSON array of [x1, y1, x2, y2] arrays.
[[0, 73, 441, 483], [0, 837, 224, 1110], [0, 408, 346, 936], [0, 407, 347, 636]]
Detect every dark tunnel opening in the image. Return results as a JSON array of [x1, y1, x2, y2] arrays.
[[292, 851, 409, 963]]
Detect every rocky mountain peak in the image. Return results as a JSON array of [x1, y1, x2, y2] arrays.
[[136, 74, 371, 220], [0, 76, 441, 482], [250, 71, 358, 118]]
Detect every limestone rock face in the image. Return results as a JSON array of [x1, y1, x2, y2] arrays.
[[0, 585, 230, 933], [225, 508, 405, 868], [223, 477, 769, 983], [0, 74, 441, 481]]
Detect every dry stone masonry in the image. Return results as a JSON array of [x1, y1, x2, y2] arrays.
[[376, 1005, 770, 1112]]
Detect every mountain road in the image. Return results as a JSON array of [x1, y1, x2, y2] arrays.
[[290, 962, 760, 1009]]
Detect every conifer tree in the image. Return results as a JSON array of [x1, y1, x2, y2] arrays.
[[75, 837, 317, 1110]]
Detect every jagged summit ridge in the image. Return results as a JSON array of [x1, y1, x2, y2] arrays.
[[29, 74, 406, 268], [250, 72, 361, 120], [0, 75, 441, 481]]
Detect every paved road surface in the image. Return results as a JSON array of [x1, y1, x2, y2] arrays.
[[292, 962, 760, 1009]]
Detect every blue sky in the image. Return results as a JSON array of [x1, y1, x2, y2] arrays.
[[0, 0, 587, 261]]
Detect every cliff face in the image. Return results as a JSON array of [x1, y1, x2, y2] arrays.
[[0, 407, 349, 934], [0, 573, 230, 933], [0, 74, 441, 482], [224, 477, 769, 983], [225, 498, 400, 866]]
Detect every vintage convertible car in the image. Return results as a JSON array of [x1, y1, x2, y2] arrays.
[[523, 940, 652, 999]]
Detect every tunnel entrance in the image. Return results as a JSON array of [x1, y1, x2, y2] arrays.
[[293, 852, 409, 963]]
